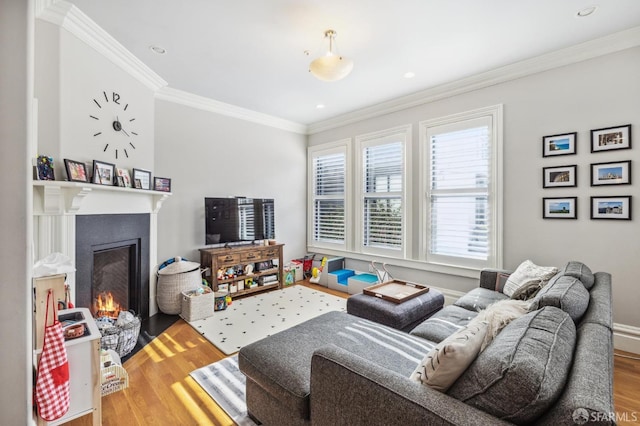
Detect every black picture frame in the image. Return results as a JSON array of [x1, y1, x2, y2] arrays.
[[153, 176, 171, 192], [133, 168, 152, 190], [591, 124, 631, 153], [542, 197, 577, 219], [93, 160, 116, 186], [590, 160, 631, 186], [542, 132, 577, 157], [64, 159, 89, 183], [543, 165, 577, 188], [590, 196, 632, 220]]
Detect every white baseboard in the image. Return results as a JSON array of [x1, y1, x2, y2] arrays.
[[613, 323, 640, 354]]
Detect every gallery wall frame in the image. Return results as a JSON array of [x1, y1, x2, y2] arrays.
[[590, 160, 631, 186], [542, 132, 577, 157], [543, 197, 577, 219], [590, 196, 631, 220], [591, 124, 631, 153], [543, 165, 577, 188]]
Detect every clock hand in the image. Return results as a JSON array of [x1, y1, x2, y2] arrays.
[[116, 116, 130, 137], [121, 127, 130, 137]]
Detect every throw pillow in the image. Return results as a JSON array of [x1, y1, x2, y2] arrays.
[[503, 260, 558, 299], [474, 299, 532, 351], [494, 273, 510, 293], [448, 307, 576, 424], [558, 261, 595, 290], [410, 321, 488, 392], [532, 275, 590, 322]]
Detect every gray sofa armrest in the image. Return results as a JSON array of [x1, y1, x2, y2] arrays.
[[479, 268, 511, 290], [310, 345, 513, 426]]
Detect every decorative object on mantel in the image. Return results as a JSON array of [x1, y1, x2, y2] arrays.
[[590, 160, 631, 186], [133, 168, 152, 190], [93, 160, 116, 185], [590, 124, 631, 153], [308, 29, 354, 82], [116, 167, 132, 187], [64, 158, 89, 183], [542, 196, 577, 219], [154, 176, 171, 192], [36, 155, 55, 180], [542, 132, 577, 157], [90, 90, 139, 160]]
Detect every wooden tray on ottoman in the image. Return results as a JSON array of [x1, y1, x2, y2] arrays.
[[363, 280, 429, 304]]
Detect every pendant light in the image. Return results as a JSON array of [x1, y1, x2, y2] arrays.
[[309, 29, 354, 82]]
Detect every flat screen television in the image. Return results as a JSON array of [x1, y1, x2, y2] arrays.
[[205, 197, 275, 245]]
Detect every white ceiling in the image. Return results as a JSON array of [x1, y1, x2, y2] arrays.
[[66, 0, 640, 126]]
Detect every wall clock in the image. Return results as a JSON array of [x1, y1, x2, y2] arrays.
[[90, 91, 138, 160]]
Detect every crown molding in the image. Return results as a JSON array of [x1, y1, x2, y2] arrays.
[[36, 0, 167, 91], [308, 26, 640, 135], [155, 87, 307, 135]]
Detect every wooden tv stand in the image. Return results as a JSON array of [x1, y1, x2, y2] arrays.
[[199, 243, 284, 298]]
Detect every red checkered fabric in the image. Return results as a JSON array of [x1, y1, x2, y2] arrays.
[[35, 291, 70, 421]]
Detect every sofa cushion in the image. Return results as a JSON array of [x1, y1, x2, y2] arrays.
[[410, 305, 478, 343], [532, 275, 590, 322], [453, 287, 509, 312], [503, 260, 558, 298], [474, 299, 532, 350], [410, 320, 488, 392], [558, 260, 595, 290], [448, 307, 576, 424]]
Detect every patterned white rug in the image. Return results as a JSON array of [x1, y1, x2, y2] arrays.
[[186, 285, 347, 355]]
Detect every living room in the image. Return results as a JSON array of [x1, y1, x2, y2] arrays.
[[2, 1, 640, 425]]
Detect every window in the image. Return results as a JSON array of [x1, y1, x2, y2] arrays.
[[420, 105, 502, 269], [308, 142, 348, 249], [356, 125, 410, 256]]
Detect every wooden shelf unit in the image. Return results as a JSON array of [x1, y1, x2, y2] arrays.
[[199, 244, 284, 298]]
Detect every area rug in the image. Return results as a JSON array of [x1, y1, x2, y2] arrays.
[[190, 355, 256, 426], [186, 285, 346, 355]]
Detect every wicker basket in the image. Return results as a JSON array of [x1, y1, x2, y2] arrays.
[[157, 257, 203, 314], [100, 349, 129, 396], [180, 286, 214, 322]]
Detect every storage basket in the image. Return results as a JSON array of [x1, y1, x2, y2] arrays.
[[97, 312, 141, 358], [157, 257, 203, 314], [180, 286, 214, 322], [100, 349, 129, 396]]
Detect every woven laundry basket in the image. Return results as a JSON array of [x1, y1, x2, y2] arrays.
[[180, 286, 214, 322], [157, 257, 203, 314]]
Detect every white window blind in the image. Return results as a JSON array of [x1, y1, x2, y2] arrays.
[[427, 117, 494, 265], [363, 142, 403, 250], [312, 151, 346, 244]]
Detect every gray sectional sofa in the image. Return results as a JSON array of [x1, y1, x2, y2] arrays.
[[238, 262, 615, 425]]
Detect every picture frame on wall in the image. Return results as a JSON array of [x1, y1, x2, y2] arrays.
[[153, 176, 171, 192], [590, 160, 631, 186], [542, 132, 576, 157], [591, 124, 631, 153], [543, 165, 577, 188], [543, 197, 577, 219], [133, 168, 152, 190], [64, 159, 89, 183], [93, 160, 115, 185], [590, 196, 631, 220]]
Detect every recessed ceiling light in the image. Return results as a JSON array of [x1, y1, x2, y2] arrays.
[[149, 45, 167, 55], [403, 71, 415, 79], [577, 6, 597, 17], [316, 104, 325, 109]]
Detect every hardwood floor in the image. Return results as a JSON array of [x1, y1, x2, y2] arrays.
[[66, 282, 640, 425]]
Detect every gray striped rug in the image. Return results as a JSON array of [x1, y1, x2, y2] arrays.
[[190, 355, 257, 426]]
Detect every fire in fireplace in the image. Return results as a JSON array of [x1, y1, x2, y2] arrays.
[[94, 292, 122, 319]]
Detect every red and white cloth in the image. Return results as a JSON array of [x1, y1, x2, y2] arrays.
[[35, 289, 70, 421]]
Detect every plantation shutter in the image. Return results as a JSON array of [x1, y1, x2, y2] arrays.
[[363, 142, 403, 250], [313, 152, 345, 244], [428, 122, 491, 261]]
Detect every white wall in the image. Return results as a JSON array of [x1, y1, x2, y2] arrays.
[[309, 47, 640, 327], [154, 99, 308, 267], [0, 0, 33, 423]]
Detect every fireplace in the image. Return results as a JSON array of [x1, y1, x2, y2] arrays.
[[75, 214, 150, 319]]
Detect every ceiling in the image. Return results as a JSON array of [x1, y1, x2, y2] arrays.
[[66, 0, 640, 126]]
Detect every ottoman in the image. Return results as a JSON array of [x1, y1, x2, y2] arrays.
[[346, 288, 444, 332]]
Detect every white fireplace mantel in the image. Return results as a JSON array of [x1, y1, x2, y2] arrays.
[[32, 180, 171, 316]]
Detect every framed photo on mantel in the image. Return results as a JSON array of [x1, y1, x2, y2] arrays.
[[133, 168, 152, 190]]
